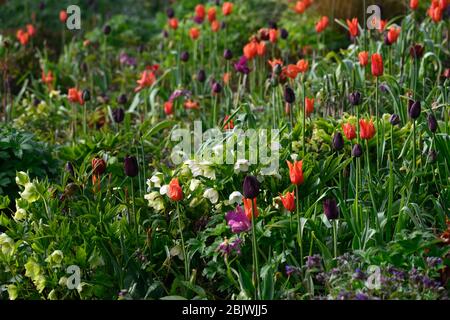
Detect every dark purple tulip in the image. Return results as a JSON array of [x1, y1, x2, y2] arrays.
[[65, 162, 75, 176], [409, 100, 421, 119], [82, 89, 91, 102], [352, 144, 363, 158], [389, 114, 400, 125], [280, 28, 289, 39], [384, 34, 391, 46], [410, 44, 424, 60], [234, 56, 250, 74], [180, 51, 189, 62], [103, 25, 111, 35], [427, 114, 437, 133], [332, 132, 344, 151], [193, 15, 204, 24], [243, 175, 260, 199], [212, 82, 222, 94], [117, 94, 127, 105], [348, 91, 361, 106], [124, 156, 139, 177], [215, 0, 221, 5], [112, 108, 125, 123], [166, 7, 175, 18], [323, 198, 339, 220], [197, 69, 206, 83], [223, 49, 233, 60], [284, 86, 295, 104]]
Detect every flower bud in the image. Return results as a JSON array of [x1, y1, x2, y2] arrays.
[[180, 51, 190, 62], [223, 49, 233, 60], [242, 175, 260, 199], [280, 28, 289, 39], [352, 144, 363, 158], [409, 100, 421, 119], [112, 108, 125, 123], [212, 82, 222, 94], [332, 132, 344, 151], [197, 69, 206, 82]]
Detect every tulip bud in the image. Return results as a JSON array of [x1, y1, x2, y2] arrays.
[[409, 100, 421, 119], [117, 94, 127, 105], [323, 198, 339, 220], [103, 25, 111, 35], [427, 114, 438, 133], [212, 82, 222, 94], [390, 114, 400, 125], [180, 51, 190, 62], [197, 69, 206, 82], [284, 86, 295, 104], [92, 157, 106, 175], [352, 144, 363, 158], [243, 175, 260, 199], [223, 49, 233, 60], [166, 7, 175, 18], [82, 89, 91, 102], [348, 91, 361, 106], [332, 132, 344, 151], [280, 28, 289, 39], [112, 108, 125, 123], [124, 155, 139, 177]]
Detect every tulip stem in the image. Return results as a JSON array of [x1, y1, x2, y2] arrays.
[[83, 103, 87, 135], [375, 76, 380, 172], [295, 185, 303, 265], [412, 119, 416, 172], [302, 78, 306, 158], [177, 202, 189, 281], [250, 199, 260, 300], [130, 178, 137, 234], [332, 220, 338, 258]]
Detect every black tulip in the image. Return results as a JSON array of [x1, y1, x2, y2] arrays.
[[348, 91, 361, 106], [82, 89, 91, 102], [223, 49, 233, 60], [65, 162, 75, 177], [280, 28, 289, 39], [166, 7, 175, 18], [379, 83, 389, 93], [112, 108, 125, 123], [124, 156, 139, 177], [197, 69, 206, 82], [427, 114, 437, 133], [352, 144, 363, 158], [390, 114, 400, 125], [212, 82, 222, 94], [103, 25, 111, 35], [284, 86, 295, 104], [180, 51, 189, 62], [243, 175, 260, 199], [332, 132, 344, 151], [323, 198, 339, 220], [409, 100, 421, 119], [117, 94, 127, 105]]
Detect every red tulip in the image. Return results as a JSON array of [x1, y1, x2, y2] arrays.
[[164, 101, 173, 115], [195, 4, 205, 20], [387, 27, 401, 44], [342, 123, 356, 140], [346, 18, 359, 38], [41, 70, 54, 86], [359, 119, 376, 140], [358, 51, 369, 66], [315, 16, 329, 33], [296, 59, 309, 73], [371, 53, 384, 77], [211, 20, 220, 32], [68, 88, 84, 105], [410, 0, 419, 10], [26, 24, 36, 37], [59, 10, 68, 23], [16, 29, 30, 46], [305, 97, 314, 116], [243, 41, 258, 60], [243, 198, 258, 220], [135, 70, 156, 93], [287, 160, 304, 185], [207, 7, 217, 23], [189, 27, 200, 40], [256, 41, 266, 56], [222, 2, 233, 16], [294, 1, 306, 14], [168, 18, 178, 30], [223, 115, 234, 130], [168, 178, 183, 201], [269, 29, 278, 43], [280, 191, 295, 212]]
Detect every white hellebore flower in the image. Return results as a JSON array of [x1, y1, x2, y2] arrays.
[[189, 179, 201, 192], [147, 172, 163, 191], [203, 188, 219, 204], [159, 184, 169, 195], [184, 160, 203, 177], [228, 191, 243, 205], [234, 159, 249, 173], [200, 161, 216, 180]]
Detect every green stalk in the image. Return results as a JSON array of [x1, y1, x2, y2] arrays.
[[302, 78, 306, 158], [177, 202, 189, 281], [412, 119, 416, 172], [375, 76, 380, 172], [295, 185, 303, 265], [250, 199, 260, 300], [332, 220, 338, 258]]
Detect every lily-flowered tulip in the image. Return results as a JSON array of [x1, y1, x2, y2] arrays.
[[226, 205, 250, 233], [280, 191, 295, 212], [68, 88, 84, 105], [168, 178, 183, 201], [243, 175, 260, 199], [359, 119, 376, 140], [134, 70, 156, 92], [287, 160, 304, 185], [296, 59, 309, 73], [284, 86, 295, 104], [269, 29, 278, 43], [410, 0, 419, 10], [189, 27, 200, 40], [41, 71, 54, 86], [346, 18, 359, 38], [222, 2, 233, 16], [358, 51, 369, 66], [305, 97, 314, 116], [16, 29, 30, 46], [387, 27, 401, 45], [371, 53, 384, 77], [234, 56, 250, 74], [342, 123, 356, 140], [390, 114, 400, 125], [315, 16, 329, 33], [243, 198, 259, 220], [349, 91, 362, 105]]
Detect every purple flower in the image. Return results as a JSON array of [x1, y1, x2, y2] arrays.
[[354, 293, 369, 300], [169, 89, 191, 102], [305, 254, 322, 270], [119, 52, 137, 67], [285, 265, 299, 276], [234, 56, 250, 75], [218, 238, 243, 256], [225, 206, 251, 233], [352, 268, 366, 280]]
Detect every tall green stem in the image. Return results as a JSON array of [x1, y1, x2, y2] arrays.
[[177, 202, 189, 281], [250, 199, 260, 300]]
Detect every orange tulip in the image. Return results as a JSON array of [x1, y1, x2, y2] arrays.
[[346, 18, 359, 38], [41, 70, 54, 86], [211, 20, 220, 32], [68, 88, 84, 105], [168, 178, 183, 201], [429, 5, 443, 22], [358, 51, 369, 66], [294, 1, 306, 14], [222, 2, 233, 16], [371, 53, 384, 77], [280, 191, 295, 212], [359, 119, 376, 140], [168, 18, 178, 30], [223, 115, 234, 130], [305, 97, 314, 116], [268, 59, 283, 70], [296, 59, 309, 73], [195, 4, 206, 19], [59, 10, 68, 23], [135, 70, 156, 93], [269, 29, 278, 43], [164, 101, 173, 115], [184, 100, 200, 110], [342, 123, 356, 140], [256, 41, 266, 56], [208, 7, 217, 23], [223, 72, 231, 85], [315, 16, 329, 33], [26, 24, 36, 37], [189, 27, 200, 40], [243, 198, 258, 220], [287, 160, 304, 185], [387, 27, 401, 44], [410, 0, 419, 10], [243, 41, 258, 59], [284, 64, 300, 79], [16, 29, 30, 46]]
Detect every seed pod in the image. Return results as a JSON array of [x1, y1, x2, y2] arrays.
[[243, 175, 260, 199], [352, 144, 363, 158], [124, 155, 139, 177]]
